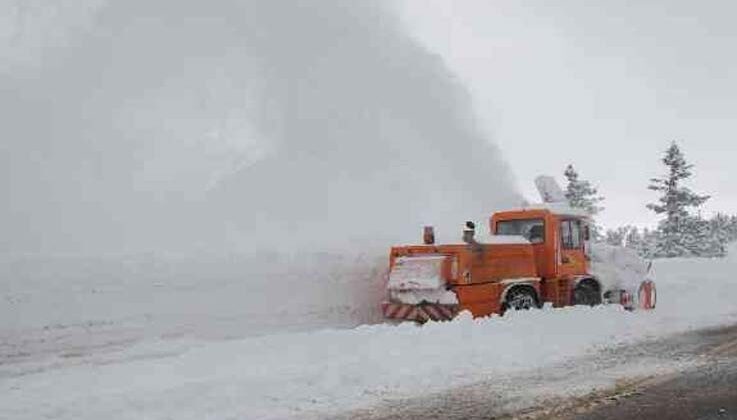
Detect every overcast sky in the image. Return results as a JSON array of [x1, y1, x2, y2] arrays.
[[395, 0, 737, 229]]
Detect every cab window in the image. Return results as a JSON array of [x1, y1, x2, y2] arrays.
[[496, 219, 545, 244], [560, 219, 582, 249]]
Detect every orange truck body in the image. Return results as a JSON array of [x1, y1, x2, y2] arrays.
[[383, 208, 599, 323]]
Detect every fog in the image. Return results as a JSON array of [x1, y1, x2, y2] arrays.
[[1, 1, 519, 255]]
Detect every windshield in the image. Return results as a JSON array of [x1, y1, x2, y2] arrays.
[[496, 219, 545, 244]]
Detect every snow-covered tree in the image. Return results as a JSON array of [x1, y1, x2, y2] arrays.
[[638, 228, 659, 259], [681, 215, 723, 258], [704, 213, 734, 257], [564, 164, 604, 239], [624, 227, 642, 252], [604, 226, 629, 247], [564, 164, 604, 216], [727, 215, 737, 243], [606, 215, 736, 259], [647, 142, 710, 258]]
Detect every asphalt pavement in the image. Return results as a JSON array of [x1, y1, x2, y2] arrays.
[[562, 328, 737, 420]]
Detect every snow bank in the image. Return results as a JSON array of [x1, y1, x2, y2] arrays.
[[3, 254, 737, 420], [589, 243, 651, 293], [1, 309, 630, 420], [0, 252, 387, 355]]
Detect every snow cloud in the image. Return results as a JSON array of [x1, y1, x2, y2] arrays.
[[1, 0, 519, 254]]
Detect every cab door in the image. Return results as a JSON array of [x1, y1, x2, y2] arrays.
[[558, 218, 587, 276]]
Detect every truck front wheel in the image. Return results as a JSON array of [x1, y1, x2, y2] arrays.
[[503, 287, 539, 312], [573, 280, 602, 306]]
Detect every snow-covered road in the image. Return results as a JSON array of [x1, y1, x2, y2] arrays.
[[335, 324, 737, 420], [2, 250, 737, 419]]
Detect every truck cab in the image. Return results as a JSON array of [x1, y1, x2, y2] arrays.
[[491, 208, 589, 279], [491, 207, 600, 308]]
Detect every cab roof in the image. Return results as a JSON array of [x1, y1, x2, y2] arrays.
[[494, 202, 592, 220]]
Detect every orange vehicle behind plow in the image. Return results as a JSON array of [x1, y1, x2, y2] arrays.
[[383, 203, 656, 323]]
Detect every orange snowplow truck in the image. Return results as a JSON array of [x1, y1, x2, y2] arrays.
[[384, 207, 622, 323]]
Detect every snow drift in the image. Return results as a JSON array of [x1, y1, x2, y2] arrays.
[[589, 243, 652, 293]]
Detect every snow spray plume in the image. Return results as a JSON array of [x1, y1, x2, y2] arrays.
[[1, 1, 519, 254]]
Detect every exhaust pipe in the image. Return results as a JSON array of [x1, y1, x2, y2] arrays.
[[423, 226, 435, 245], [462, 221, 476, 244], [463, 221, 482, 251]]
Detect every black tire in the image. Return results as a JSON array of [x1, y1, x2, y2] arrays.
[[503, 287, 540, 312], [573, 280, 602, 306]]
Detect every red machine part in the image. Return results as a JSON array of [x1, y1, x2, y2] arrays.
[[383, 302, 459, 323], [638, 280, 657, 310]]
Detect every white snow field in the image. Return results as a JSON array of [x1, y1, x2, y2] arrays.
[[0, 252, 388, 365], [2, 246, 737, 419]]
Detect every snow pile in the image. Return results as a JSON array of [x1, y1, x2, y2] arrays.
[[387, 256, 447, 290], [387, 255, 458, 305], [386, 255, 458, 305], [0, 252, 387, 358], [3, 255, 737, 420], [654, 250, 737, 323], [589, 243, 651, 293]]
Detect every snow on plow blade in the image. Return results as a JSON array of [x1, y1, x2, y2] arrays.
[[383, 302, 459, 323], [384, 254, 460, 323]]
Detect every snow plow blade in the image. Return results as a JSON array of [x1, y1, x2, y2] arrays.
[[383, 302, 460, 323]]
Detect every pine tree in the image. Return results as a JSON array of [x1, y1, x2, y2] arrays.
[[625, 227, 643, 253], [564, 164, 604, 239], [639, 228, 659, 259], [564, 164, 604, 215], [605, 226, 629, 247], [683, 215, 722, 257], [705, 213, 733, 257], [728, 215, 737, 243], [647, 142, 710, 258]]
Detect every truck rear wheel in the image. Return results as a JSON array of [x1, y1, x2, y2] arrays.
[[573, 280, 602, 306], [503, 287, 539, 312]]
